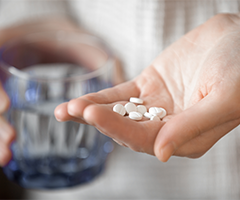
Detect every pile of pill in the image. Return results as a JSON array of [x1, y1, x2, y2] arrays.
[[113, 97, 167, 121]]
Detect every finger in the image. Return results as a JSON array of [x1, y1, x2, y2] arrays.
[[86, 80, 140, 103], [0, 142, 12, 166], [54, 102, 87, 124], [0, 116, 15, 145], [173, 118, 240, 158], [54, 80, 139, 121], [67, 81, 140, 118], [82, 103, 164, 154], [55, 100, 127, 123], [154, 93, 234, 162], [0, 82, 10, 113], [112, 58, 126, 85]]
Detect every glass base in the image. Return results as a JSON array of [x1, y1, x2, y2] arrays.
[[3, 159, 106, 189], [3, 138, 114, 189]]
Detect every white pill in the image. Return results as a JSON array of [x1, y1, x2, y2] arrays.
[[129, 97, 143, 104], [137, 105, 147, 115], [149, 107, 163, 117], [150, 115, 160, 121], [143, 112, 153, 119], [158, 108, 167, 119], [129, 111, 143, 120], [113, 104, 126, 116], [125, 102, 137, 114]]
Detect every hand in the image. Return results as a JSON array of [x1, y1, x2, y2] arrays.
[[55, 13, 240, 162], [0, 17, 84, 46], [0, 83, 14, 166]]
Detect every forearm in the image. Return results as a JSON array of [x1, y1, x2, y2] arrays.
[[0, 0, 85, 46], [0, 16, 89, 47]]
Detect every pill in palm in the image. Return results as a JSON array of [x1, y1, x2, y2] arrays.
[[113, 98, 167, 121], [150, 115, 160, 121], [129, 97, 143, 104], [144, 112, 153, 119], [125, 102, 137, 114], [113, 104, 126, 116], [137, 105, 147, 115], [149, 107, 163, 116], [129, 111, 143, 120], [158, 108, 167, 118]]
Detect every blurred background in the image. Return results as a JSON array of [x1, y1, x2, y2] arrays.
[[1, 0, 240, 199]]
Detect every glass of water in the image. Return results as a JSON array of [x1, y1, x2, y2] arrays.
[[0, 32, 114, 189]]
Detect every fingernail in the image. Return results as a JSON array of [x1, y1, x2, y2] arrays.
[[68, 105, 77, 117], [67, 108, 74, 116], [55, 116, 63, 122], [160, 142, 176, 162]]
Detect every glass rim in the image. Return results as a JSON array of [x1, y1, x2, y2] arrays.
[[0, 31, 114, 83]]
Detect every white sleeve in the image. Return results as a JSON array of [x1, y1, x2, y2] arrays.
[[0, 0, 71, 28]]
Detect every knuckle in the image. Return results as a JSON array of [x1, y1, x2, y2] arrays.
[[84, 93, 97, 102], [129, 145, 141, 153], [187, 152, 206, 159], [0, 96, 10, 113], [174, 144, 207, 159], [68, 99, 81, 115], [224, 95, 240, 118], [213, 13, 231, 21], [128, 140, 144, 152], [226, 13, 240, 25], [0, 125, 15, 144], [0, 148, 11, 166], [6, 128, 15, 143], [3, 129, 15, 145], [210, 13, 240, 30]]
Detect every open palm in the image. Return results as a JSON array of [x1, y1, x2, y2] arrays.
[[55, 13, 240, 162]]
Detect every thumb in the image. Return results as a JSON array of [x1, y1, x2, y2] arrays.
[[154, 93, 235, 162]]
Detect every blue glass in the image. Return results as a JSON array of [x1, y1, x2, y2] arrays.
[[0, 33, 114, 189], [2, 75, 114, 189]]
